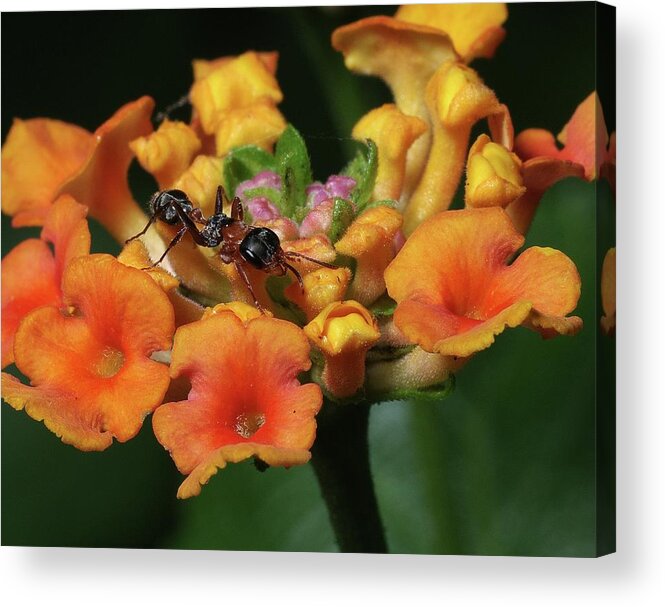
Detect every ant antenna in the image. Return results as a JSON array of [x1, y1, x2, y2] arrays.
[[155, 93, 190, 123]]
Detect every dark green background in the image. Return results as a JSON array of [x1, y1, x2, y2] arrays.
[[1, 3, 615, 555]]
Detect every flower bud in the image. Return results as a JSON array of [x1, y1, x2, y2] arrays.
[[304, 300, 380, 398], [465, 134, 525, 208]]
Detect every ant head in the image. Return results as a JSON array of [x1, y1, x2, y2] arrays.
[[240, 227, 281, 270], [150, 189, 193, 225]]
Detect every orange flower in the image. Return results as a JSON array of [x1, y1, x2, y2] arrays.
[[2, 97, 156, 245], [152, 308, 322, 498], [1, 195, 90, 368], [464, 133, 584, 234], [515, 91, 609, 181], [2, 254, 175, 450], [385, 208, 582, 358]]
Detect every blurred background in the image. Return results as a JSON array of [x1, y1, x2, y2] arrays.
[[1, 3, 615, 555]]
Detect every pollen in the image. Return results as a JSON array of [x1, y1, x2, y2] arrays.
[[93, 347, 125, 378]]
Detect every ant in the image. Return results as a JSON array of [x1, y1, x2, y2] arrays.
[[127, 186, 336, 311]]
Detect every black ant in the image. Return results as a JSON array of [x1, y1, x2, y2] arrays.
[[126, 186, 336, 311]]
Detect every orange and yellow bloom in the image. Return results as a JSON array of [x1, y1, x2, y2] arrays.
[[385, 207, 582, 358], [152, 307, 322, 498], [2, 254, 175, 450], [1, 4, 601, 512]]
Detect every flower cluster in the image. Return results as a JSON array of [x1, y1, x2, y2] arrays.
[[1, 3, 612, 499]]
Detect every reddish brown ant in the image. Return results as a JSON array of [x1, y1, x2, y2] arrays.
[[127, 186, 336, 311]]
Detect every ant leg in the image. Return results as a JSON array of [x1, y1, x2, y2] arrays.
[[146, 226, 187, 268], [284, 251, 337, 270], [189, 208, 206, 223], [170, 202, 210, 246], [283, 261, 304, 292], [125, 214, 157, 244], [234, 260, 266, 313], [231, 196, 244, 221]]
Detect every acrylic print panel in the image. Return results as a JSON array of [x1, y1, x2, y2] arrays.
[[1, 2, 615, 556]]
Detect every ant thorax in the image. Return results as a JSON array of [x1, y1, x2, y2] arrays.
[[199, 214, 232, 247]]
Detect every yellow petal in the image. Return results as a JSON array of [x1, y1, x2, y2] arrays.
[[335, 205, 403, 306], [284, 267, 352, 321], [352, 104, 427, 202], [403, 62, 502, 234], [130, 120, 201, 189], [465, 134, 525, 208], [214, 100, 286, 156], [332, 16, 458, 199], [189, 51, 283, 135], [396, 3, 508, 63]]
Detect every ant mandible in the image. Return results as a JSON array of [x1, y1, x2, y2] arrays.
[[126, 185, 336, 311]]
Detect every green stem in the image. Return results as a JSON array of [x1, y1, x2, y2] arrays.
[[311, 402, 388, 553]]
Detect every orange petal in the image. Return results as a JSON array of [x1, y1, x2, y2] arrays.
[[189, 51, 283, 135], [396, 3, 508, 62], [59, 97, 159, 245], [515, 92, 608, 180], [600, 247, 616, 335], [386, 208, 582, 357], [2, 373, 113, 451], [332, 16, 457, 198], [1, 118, 94, 224], [352, 104, 427, 202], [1, 240, 60, 368], [465, 134, 525, 208], [153, 313, 321, 497], [403, 61, 502, 234], [130, 119, 201, 189], [505, 156, 585, 234], [335, 205, 403, 306], [214, 100, 287, 156], [1, 195, 90, 368], [10, 254, 174, 448]]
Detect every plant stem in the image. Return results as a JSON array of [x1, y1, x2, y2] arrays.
[[311, 402, 388, 553]]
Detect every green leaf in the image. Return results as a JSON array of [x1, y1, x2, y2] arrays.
[[239, 187, 281, 205], [328, 197, 355, 243], [369, 293, 397, 317], [275, 125, 312, 219], [342, 138, 378, 213], [223, 146, 277, 198]]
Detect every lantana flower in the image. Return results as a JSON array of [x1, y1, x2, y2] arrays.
[[385, 207, 583, 357], [2, 195, 90, 368], [333, 6, 512, 235], [506, 91, 612, 233], [2, 97, 158, 245], [152, 305, 322, 498], [2, 254, 175, 450]]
